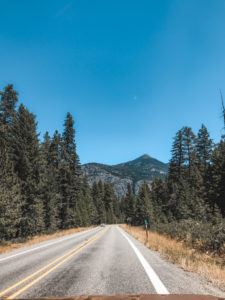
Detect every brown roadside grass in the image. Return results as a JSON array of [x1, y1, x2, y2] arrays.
[[0, 226, 95, 255], [120, 224, 225, 291]]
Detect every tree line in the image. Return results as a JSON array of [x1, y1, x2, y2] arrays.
[[0, 84, 224, 254], [0, 84, 123, 241], [122, 122, 225, 253]]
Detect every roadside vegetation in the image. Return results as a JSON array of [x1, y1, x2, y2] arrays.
[[121, 224, 225, 290], [0, 84, 123, 244], [0, 226, 95, 254], [0, 83, 224, 275], [120, 102, 225, 256]]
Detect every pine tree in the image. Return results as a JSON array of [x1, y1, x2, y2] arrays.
[[0, 84, 18, 159], [135, 182, 153, 225], [62, 112, 81, 176], [59, 113, 82, 228], [49, 130, 62, 169], [103, 183, 116, 223], [209, 140, 225, 218], [113, 196, 121, 223], [124, 183, 135, 222], [150, 178, 168, 224], [81, 175, 97, 225], [172, 179, 192, 220], [182, 126, 197, 178], [98, 180, 105, 205], [196, 124, 213, 174], [40, 132, 60, 232], [12, 104, 44, 236], [92, 181, 106, 224], [188, 165, 207, 221], [0, 126, 22, 240], [0, 84, 18, 127], [168, 129, 185, 182]]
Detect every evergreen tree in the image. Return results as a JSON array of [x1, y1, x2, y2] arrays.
[[196, 124, 213, 174], [81, 175, 97, 225], [103, 183, 116, 223], [40, 132, 60, 232], [135, 182, 153, 225], [113, 196, 121, 223], [0, 84, 18, 159], [209, 139, 225, 217], [0, 126, 22, 240], [12, 104, 44, 236], [62, 112, 81, 176], [59, 113, 82, 228], [188, 165, 207, 221], [49, 130, 62, 168], [150, 178, 168, 224], [92, 181, 106, 223], [124, 183, 135, 222], [0, 84, 18, 127], [182, 126, 197, 178], [168, 129, 185, 181], [98, 180, 105, 205]]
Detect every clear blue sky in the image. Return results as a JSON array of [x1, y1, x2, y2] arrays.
[[1, 0, 225, 165]]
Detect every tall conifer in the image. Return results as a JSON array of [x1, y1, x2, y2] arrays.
[[12, 104, 44, 236], [0, 126, 22, 240], [59, 113, 82, 228]]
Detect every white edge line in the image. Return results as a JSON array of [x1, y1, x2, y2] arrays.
[[117, 226, 169, 295], [0, 227, 100, 263]]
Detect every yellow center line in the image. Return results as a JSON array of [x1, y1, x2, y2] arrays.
[[7, 227, 107, 299], [0, 227, 107, 298]]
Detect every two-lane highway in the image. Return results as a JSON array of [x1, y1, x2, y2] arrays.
[[0, 226, 224, 299]]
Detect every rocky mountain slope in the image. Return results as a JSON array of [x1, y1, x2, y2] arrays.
[[82, 154, 168, 197]]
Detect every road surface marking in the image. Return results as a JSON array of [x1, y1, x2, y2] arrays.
[[0, 228, 106, 298], [7, 227, 108, 299], [0, 227, 99, 263], [117, 226, 169, 295], [0, 240, 88, 297]]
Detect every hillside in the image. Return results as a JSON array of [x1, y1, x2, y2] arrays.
[[82, 154, 168, 196]]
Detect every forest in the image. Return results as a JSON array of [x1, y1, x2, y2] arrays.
[[0, 84, 224, 254]]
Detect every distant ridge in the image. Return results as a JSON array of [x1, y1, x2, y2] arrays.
[[82, 154, 168, 196]]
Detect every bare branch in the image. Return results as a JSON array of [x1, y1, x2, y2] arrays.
[[220, 89, 225, 130]]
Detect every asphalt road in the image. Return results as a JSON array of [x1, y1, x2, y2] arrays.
[[0, 225, 224, 299]]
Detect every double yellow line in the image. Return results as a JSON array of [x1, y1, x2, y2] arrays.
[[0, 227, 107, 299]]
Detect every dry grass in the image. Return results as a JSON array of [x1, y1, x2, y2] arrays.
[[0, 226, 95, 255], [120, 224, 225, 291]]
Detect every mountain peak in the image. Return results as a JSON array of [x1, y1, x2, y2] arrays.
[[82, 154, 168, 196], [139, 154, 151, 159]]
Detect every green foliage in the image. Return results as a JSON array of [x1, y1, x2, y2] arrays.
[[39, 132, 60, 232], [123, 183, 136, 222], [0, 84, 105, 241], [150, 178, 168, 224], [133, 120, 225, 256], [208, 139, 225, 217], [0, 84, 18, 127], [0, 83, 224, 257], [135, 182, 153, 225], [12, 104, 45, 236], [0, 128, 22, 240], [155, 220, 225, 254], [196, 124, 213, 173], [91, 181, 106, 224], [58, 112, 82, 229]]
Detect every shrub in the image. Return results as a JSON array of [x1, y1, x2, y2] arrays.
[[152, 219, 225, 254]]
